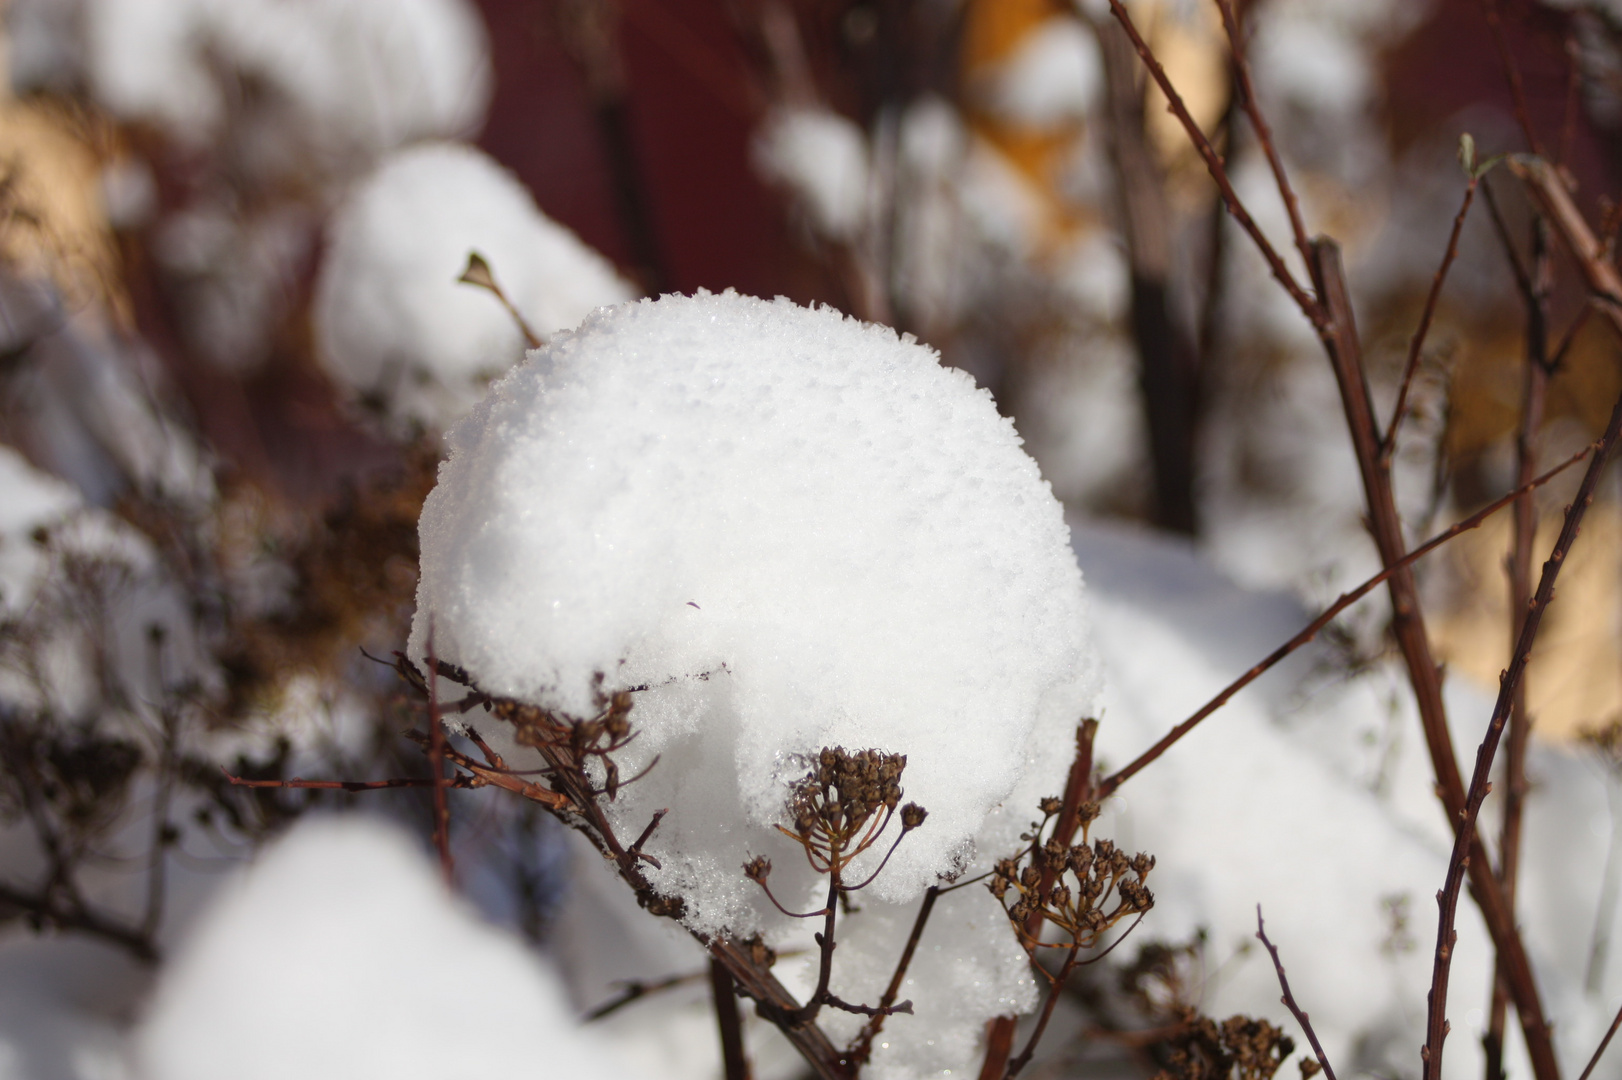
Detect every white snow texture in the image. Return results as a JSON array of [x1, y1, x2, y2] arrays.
[[754, 108, 872, 240], [314, 142, 635, 432], [135, 816, 642, 1080], [86, 0, 490, 156], [409, 291, 1097, 935]]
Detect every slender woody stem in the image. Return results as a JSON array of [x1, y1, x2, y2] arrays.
[[1423, 387, 1622, 1080], [1096, 443, 1591, 799], [1097, 0, 1322, 324], [1214, 0, 1313, 272], [1257, 907, 1338, 1080], [1383, 175, 1480, 462], [1579, 998, 1622, 1080]]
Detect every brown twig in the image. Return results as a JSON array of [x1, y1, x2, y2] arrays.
[[583, 969, 709, 1021], [1214, 0, 1312, 272], [1097, 0, 1322, 325], [981, 722, 1099, 1079], [1383, 174, 1482, 463], [1256, 907, 1338, 1080], [849, 885, 941, 1067], [1005, 945, 1083, 1079], [1096, 442, 1592, 799], [711, 957, 753, 1080], [1422, 386, 1622, 1080], [1487, 207, 1552, 1080], [1483, 0, 1545, 157], [1578, 998, 1622, 1080], [427, 636, 455, 886], [0, 882, 157, 963]]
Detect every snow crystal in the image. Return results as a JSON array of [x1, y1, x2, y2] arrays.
[[135, 816, 644, 1080], [409, 290, 1096, 938], [85, 0, 490, 160], [314, 142, 635, 433], [754, 108, 872, 240]]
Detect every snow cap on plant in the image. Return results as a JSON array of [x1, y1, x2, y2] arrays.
[[408, 290, 1098, 935]]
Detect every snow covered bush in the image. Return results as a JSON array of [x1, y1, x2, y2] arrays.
[[406, 289, 1120, 1074], [314, 142, 635, 434]]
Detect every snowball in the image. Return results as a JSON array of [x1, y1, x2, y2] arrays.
[[409, 291, 1097, 939], [85, 0, 491, 159], [135, 816, 643, 1080], [754, 107, 872, 240], [314, 142, 635, 432], [978, 17, 1104, 129]]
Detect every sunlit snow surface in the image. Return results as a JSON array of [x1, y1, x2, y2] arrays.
[[411, 290, 1097, 922], [134, 816, 642, 1080], [314, 141, 635, 433]]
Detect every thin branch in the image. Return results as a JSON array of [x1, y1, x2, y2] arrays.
[[222, 769, 453, 792], [584, 970, 708, 1021], [1423, 385, 1622, 1080], [1384, 174, 1481, 462], [1005, 944, 1084, 1078], [1488, 207, 1552, 1080], [1256, 907, 1338, 1080], [1096, 441, 1592, 799], [1579, 998, 1622, 1080], [427, 634, 455, 886], [849, 885, 940, 1066], [1096, 0, 1322, 324], [1483, 0, 1545, 157], [1214, 0, 1313, 272], [711, 957, 753, 1080], [982, 722, 1099, 1079], [0, 882, 157, 963]]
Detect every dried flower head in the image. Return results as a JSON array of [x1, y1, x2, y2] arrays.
[[1153, 1014, 1296, 1080], [776, 746, 920, 876], [989, 796, 1155, 952]]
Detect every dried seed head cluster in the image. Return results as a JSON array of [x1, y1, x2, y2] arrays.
[[1152, 1014, 1298, 1080], [776, 746, 926, 876], [989, 798, 1154, 951]]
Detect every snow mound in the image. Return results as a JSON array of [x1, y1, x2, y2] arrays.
[[409, 290, 1097, 934], [754, 108, 871, 240], [86, 0, 490, 159], [135, 816, 642, 1080], [314, 142, 635, 433], [978, 17, 1103, 128]]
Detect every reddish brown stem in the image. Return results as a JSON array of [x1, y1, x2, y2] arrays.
[[1098, 0, 1322, 325], [427, 640, 454, 886], [1256, 907, 1339, 1080], [1096, 442, 1590, 800], [1384, 175, 1480, 463], [981, 722, 1099, 1079], [1214, 0, 1313, 272], [1423, 387, 1622, 1080], [711, 957, 754, 1080], [849, 885, 941, 1067], [1579, 999, 1622, 1080], [1483, 0, 1545, 157], [1005, 944, 1083, 1079], [1487, 209, 1551, 1080]]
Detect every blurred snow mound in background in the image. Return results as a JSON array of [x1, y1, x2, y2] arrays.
[[85, 0, 491, 161], [754, 107, 872, 241], [314, 142, 634, 433], [134, 816, 643, 1080]]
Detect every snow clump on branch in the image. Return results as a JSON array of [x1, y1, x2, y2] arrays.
[[408, 290, 1098, 934], [313, 142, 635, 433]]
